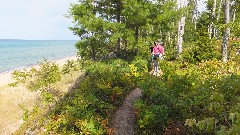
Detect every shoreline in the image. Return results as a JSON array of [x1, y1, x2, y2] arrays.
[[0, 55, 78, 88], [0, 55, 78, 73]]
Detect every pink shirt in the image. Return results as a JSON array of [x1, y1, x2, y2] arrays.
[[153, 45, 164, 54]]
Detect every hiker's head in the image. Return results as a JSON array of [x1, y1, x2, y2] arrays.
[[155, 40, 163, 46], [160, 42, 164, 46]]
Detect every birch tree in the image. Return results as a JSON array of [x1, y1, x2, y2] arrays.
[[230, 1, 240, 38], [192, 0, 199, 29], [208, 0, 217, 38], [222, 0, 230, 62], [177, 0, 187, 56], [216, 0, 223, 37]]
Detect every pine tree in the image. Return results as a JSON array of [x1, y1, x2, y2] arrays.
[[68, 0, 180, 60]]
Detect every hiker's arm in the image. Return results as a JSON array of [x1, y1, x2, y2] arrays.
[[162, 48, 165, 55]]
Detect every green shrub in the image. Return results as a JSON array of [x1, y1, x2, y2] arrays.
[[135, 60, 240, 134], [135, 99, 169, 135], [182, 32, 221, 63], [62, 59, 79, 75], [11, 59, 61, 92], [41, 59, 135, 134]]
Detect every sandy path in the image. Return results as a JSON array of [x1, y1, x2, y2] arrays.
[[110, 88, 142, 135]]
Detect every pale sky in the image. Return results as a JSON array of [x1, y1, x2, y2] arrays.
[[0, 0, 79, 40], [198, 0, 206, 12], [0, 0, 206, 40]]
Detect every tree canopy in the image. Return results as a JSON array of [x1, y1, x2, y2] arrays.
[[68, 0, 180, 60], [68, 0, 240, 62]]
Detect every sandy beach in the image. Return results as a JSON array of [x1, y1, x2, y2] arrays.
[[0, 56, 79, 135], [0, 56, 78, 87]]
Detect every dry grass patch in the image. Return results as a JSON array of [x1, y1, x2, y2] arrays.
[[0, 85, 38, 135]]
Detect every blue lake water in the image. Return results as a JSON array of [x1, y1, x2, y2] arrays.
[[0, 40, 77, 72]]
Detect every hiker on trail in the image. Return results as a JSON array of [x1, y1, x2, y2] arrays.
[[151, 41, 165, 76], [152, 41, 164, 59]]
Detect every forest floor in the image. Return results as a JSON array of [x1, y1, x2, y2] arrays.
[[109, 88, 142, 135]]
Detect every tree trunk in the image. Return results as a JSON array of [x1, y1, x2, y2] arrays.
[[135, 26, 139, 44], [91, 48, 96, 60], [222, 0, 230, 62], [209, 0, 217, 38], [192, 0, 198, 30], [216, 0, 223, 37], [232, 8, 236, 23], [116, 0, 121, 51], [217, 0, 223, 21], [177, 0, 186, 56], [177, 17, 185, 55]]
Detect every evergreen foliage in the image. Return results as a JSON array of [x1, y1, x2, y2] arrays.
[[68, 0, 180, 60], [182, 31, 221, 63]]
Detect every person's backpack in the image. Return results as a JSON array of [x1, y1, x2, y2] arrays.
[[153, 45, 162, 60], [153, 54, 159, 60]]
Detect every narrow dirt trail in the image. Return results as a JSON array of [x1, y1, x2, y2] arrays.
[[109, 88, 142, 135]]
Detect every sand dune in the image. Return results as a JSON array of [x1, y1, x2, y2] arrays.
[[0, 56, 78, 135]]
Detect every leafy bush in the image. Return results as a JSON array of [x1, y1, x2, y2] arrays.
[[39, 59, 135, 134], [11, 59, 61, 92], [10, 60, 62, 104], [182, 32, 221, 63], [62, 59, 79, 75], [135, 60, 240, 134], [135, 99, 169, 135]]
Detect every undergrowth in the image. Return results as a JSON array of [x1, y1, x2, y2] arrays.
[[12, 57, 240, 135], [135, 60, 240, 134]]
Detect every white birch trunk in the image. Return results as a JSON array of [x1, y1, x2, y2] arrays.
[[215, 0, 223, 37], [192, 0, 198, 29], [217, 0, 223, 21], [232, 8, 236, 23], [177, 0, 187, 56], [213, 0, 217, 17], [222, 0, 230, 62], [177, 17, 185, 54], [209, 0, 217, 38]]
